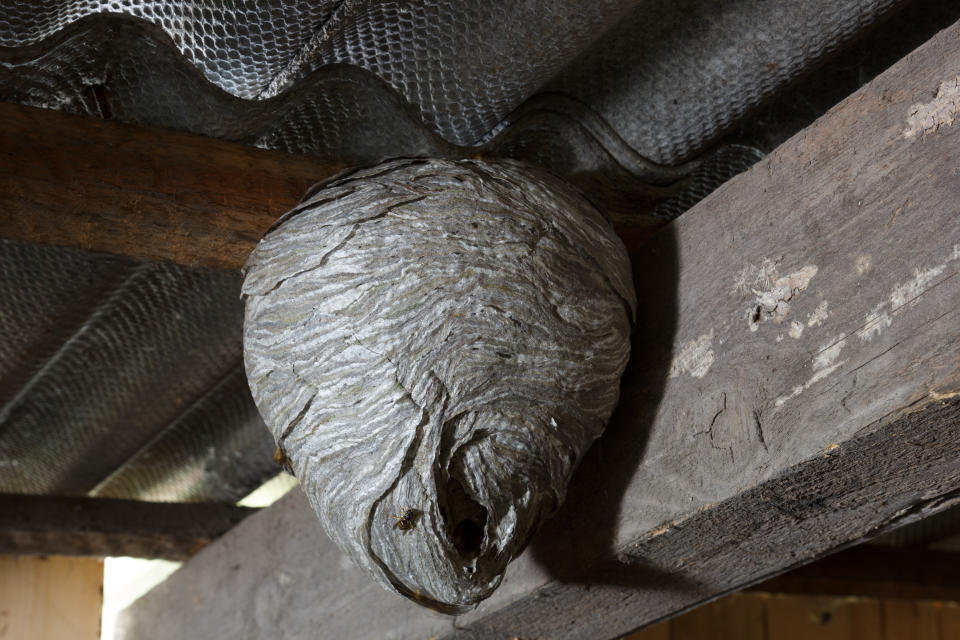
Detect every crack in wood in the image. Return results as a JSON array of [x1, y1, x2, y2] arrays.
[[752, 410, 768, 451], [707, 392, 727, 440], [839, 374, 857, 415]]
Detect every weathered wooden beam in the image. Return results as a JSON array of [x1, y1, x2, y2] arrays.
[[119, 20, 960, 640], [0, 103, 346, 270], [0, 494, 258, 560], [747, 546, 960, 602]]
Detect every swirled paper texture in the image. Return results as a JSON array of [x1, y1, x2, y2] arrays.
[[242, 158, 635, 611]]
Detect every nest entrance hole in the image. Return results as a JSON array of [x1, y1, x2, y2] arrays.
[[444, 476, 487, 563]]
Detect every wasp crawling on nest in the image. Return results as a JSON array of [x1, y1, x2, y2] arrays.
[[391, 508, 422, 534], [272, 444, 294, 475]]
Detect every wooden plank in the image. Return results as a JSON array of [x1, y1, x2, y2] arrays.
[[907, 601, 943, 640], [622, 619, 670, 640], [765, 595, 882, 640], [119, 19, 960, 640], [830, 597, 883, 640], [749, 546, 960, 602], [880, 600, 937, 640], [668, 593, 766, 640], [0, 103, 346, 270], [0, 555, 103, 640], [626, 593, 960, 640], [0, 494, 258, 560], [941, 602, 960, 639]]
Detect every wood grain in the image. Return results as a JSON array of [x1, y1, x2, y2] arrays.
[[941, 603, 960, 639], [670, 593, 766, 640], [0, 494, 258, 560], [748, 546, 960, 602], [0, 103, 346, 270], [626, 593, 960, 640], [765, 595, 882, 640], [120, 19, 960, 640], [0, 555, 103, 640]]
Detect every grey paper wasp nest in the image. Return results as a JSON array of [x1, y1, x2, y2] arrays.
[[242, 158, 635, 612]]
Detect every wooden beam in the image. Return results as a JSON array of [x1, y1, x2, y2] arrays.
[[0, 555, 103, 640], [0, 102, 663, 266], [0, 103, 346, 270], [122, 19, 960, 640], [0, 494, 258, 560], [747, 546, 960, 603]]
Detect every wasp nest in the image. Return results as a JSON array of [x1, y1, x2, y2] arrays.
[[242, 158, 635, 612]]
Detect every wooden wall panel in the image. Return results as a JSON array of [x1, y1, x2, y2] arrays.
[[764, 595, 883, 640], [0, 555, 103, 640], [670, 593, 767, 640], [625, 594, 960, 640], [940, 602, 960, 639]]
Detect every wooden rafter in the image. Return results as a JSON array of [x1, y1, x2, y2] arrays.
[[0, 104, 346, 270], [0, 494, 258, 561]]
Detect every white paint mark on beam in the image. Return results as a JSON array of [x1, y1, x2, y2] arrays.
[[890, 243, 959, 309], [788, 321, 804, 339], [855, 244, 958, 343], [903, 76, 960, 139], [733, 258, 778, 295], [775, 336, 847, 407], [890, 264, 948, 308], [857, 303, 892, 342], [775, 385, 804, 407], [809, 338, 847, 386], [776, 244, 959, 409], [807, 301, 829, 327], [669, 330, 715, 379]]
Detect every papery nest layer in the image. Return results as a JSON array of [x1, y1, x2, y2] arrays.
[[242, 158, 636, 611]]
